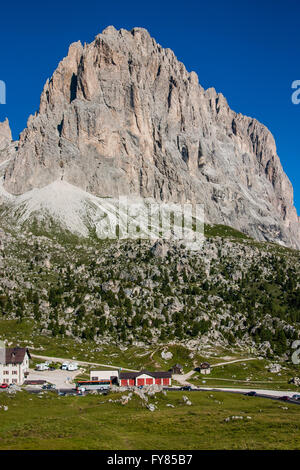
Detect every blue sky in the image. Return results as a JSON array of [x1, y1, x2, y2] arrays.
[[0, 0, 299, 212]]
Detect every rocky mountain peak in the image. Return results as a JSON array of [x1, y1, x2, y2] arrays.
[[1, 26, 299, 249]]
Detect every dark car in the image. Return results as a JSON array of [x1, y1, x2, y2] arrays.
[[279, 396, 290, 401], [180, 386, 192, 391], [245, 391, 257, 396], [42, 384, 56, 390]]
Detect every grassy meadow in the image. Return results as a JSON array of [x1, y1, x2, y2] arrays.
[[0, 390, 299, 450]]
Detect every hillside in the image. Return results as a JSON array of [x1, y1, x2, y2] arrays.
[[0, 216, 298, 359]]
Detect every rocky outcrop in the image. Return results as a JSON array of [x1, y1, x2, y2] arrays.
[[0, 119, 12, 153], [2, 26, 300, 248]]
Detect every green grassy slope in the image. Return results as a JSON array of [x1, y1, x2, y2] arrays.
[[0, 391, 299, 450]]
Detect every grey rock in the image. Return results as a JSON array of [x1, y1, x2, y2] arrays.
[[0, 118, 12, 152], [147, 403, 156, 412], [182, 395, 192, 405], [268, 363, 281, 373], [151, 240, 169, 258], [289, 377, 300, 386], [161, 350, 173, 360]]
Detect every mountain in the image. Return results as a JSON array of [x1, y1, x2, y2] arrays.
[[0, 26, 299, 248]]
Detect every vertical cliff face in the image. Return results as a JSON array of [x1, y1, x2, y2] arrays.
[[2, 26, 299, 248], [0, 119, 12, 153]]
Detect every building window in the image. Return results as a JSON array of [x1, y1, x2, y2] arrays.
[[12, 371, 17, 375]]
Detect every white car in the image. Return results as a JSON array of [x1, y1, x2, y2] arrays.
[[36, 363, 49, 371]]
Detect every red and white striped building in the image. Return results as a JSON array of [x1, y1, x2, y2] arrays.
[[119, 370, 172, 387]]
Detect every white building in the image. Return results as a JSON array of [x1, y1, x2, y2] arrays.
[[90, 370, 119, 381], [0, 347, 31, 385], [198, 362, 211, 375]]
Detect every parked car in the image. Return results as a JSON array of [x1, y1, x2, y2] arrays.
[[36, 363, 50, 371], [42, 384, 56, 390], [292, 394, 300, 400], [279, 396, 290, 401], [180, 386, 192, 391], [245, 391, 257, 396], [0, 383, 8, 389]]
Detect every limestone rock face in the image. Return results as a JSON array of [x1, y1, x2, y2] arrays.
[[2, 26, 300, 248], [0, 119, 12, 153]]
